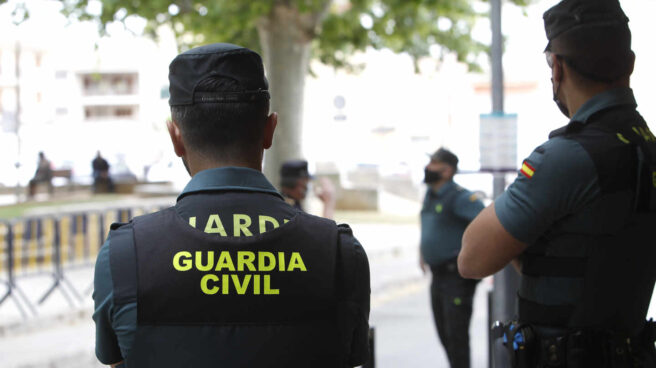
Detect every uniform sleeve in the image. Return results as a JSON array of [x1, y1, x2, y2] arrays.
[[337, 225, 371, 367], [494, 137, 601, 244], [453, 191, 485, 222], [92, 240, 123, 365]]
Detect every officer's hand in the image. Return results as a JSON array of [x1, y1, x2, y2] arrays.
[[316, 177, 336, 205], [419, 253, 428, 275]]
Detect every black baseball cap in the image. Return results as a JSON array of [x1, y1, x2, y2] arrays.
[[280, 160, 312, 180], [168, 43, 270, 106], [543, 0, 629, 51]]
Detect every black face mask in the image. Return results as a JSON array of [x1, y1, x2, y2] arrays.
[[424, 169, 444, 184], [551, 77, 569, 118]]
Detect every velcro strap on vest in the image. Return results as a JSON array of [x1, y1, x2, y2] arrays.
[[521, 254, 586, 277], [518, 295, 574, 326]]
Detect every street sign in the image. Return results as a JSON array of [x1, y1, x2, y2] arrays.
[[479, 113, 517, 172], [2, 112, 17, 133]]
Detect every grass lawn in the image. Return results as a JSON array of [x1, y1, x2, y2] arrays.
[[0, 196, 418, 225], [0, 194, 130, 220]]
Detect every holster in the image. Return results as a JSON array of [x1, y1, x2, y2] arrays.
[[493, 321, 536, 368]]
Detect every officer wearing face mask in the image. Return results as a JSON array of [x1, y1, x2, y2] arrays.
[[419, 148, 484, 368], [459, 0, 656, 366]]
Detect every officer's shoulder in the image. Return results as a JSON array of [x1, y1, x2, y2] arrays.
[[453, 185, 481, 204], [107, 209, 167, 241], [107, 220, 135, 247], [533, 137, 592, 168], [296, 211, 338, 228], [336, 222, 353, 235], [539, 136, 588, 156], [109, 221, 130, 231]]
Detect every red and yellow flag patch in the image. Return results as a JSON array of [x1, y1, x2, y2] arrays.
[[520, 161, 536, 179]]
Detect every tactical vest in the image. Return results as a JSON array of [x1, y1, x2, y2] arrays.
[[518, 105, 656, 335], [111, 207, 351, 368], [421, 184, 470, 266]]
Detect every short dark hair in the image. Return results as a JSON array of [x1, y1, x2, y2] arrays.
[[170, 76, 269, 160], [430, 148, 459, 171], [549, 24, 633, 83]]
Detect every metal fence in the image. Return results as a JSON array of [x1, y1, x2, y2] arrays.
[[0, 206, 377, 367], [0, 206, 162, 318]]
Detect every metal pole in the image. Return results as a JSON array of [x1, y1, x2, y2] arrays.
[[14, 41, 22, 203], [489, 1, 521, 367], [491, 0, 504, 115]]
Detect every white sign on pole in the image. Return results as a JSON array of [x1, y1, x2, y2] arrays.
[[479, 113, 517, 172]]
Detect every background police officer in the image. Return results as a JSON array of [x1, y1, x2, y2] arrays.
[[92, 43, 371, 368], [280, 159, 336, 219], [420, 148, 484, 368], [459, 0, 656, 366]]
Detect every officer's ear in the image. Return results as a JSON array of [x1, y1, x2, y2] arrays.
[[627, 50, 636, 77], [446, 165, 456, 180], [263, 112, 278, 150], [551, 54, 564, 84], [167, 118, 186, 158]]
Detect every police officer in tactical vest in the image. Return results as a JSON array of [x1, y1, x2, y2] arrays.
[[458, 0, 656, 366], [92, 43, 371, 368]]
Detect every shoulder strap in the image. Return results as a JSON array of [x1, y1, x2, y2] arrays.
[[108, 221, 137, 305], [634, 143, 656, 212], [109, 207, 176, 305]]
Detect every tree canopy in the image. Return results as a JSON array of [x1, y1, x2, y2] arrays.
[[2, 0, 532, 186], [56, 0, 531, 71]]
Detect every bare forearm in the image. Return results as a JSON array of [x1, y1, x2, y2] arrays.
[[458, 204, 527, 279]]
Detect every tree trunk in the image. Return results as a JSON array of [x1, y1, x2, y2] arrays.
[[257, 2, 327, 188]]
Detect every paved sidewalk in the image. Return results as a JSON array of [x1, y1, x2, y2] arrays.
[[370, 279, 491, 368]]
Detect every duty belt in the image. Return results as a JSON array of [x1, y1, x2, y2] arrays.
[[492, 319, 656, 368]]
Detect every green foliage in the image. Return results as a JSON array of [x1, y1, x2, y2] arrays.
[[54, 0, 531, 70]]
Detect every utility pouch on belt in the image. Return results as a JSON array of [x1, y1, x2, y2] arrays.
[[493, 321, 536, 368]]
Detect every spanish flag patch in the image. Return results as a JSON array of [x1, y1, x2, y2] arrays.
[[520, 161, 535, 179]]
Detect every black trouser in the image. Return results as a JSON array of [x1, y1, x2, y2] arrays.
[[430, 260, 479, 368]]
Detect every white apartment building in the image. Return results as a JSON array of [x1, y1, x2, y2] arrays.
[[0, 3, 177, 186]]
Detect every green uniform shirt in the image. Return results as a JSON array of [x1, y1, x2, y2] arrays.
[[420, 180, 484, 266]]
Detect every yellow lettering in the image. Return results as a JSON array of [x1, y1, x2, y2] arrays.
[[253, 274, 260, 295], [195, 251, 214, 271], [205, 214, 227, 236], [238, 251, 256, 271], [173, 251, 192, 271], [287, 252, 307, 271], [258, 252, 276, 271], [284, 219, 290, 224], [200, 274, 219, 295], [189, 217, 196, 228], [222, 274, 229, 294], [234, 214, 253, 237], [215, 252, 235, 271], [232, 274, 252, 295], [639, 127, 656, 142], [264, 275, 279, 295], [278, 252, 286, 272], [259, 215, 279, 233]]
